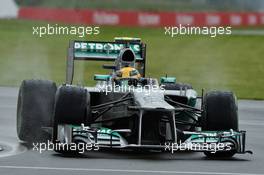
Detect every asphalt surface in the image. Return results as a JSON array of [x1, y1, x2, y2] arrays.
[[0, 86, 263, 175]]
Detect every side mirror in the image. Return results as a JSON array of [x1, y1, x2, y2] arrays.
[[94, 74, 111, 81], [160, 77, 176, 84], [102, 64, 116, 70]]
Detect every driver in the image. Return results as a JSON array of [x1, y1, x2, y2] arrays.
[[114, 48, 141, 80], [115, 62, 141, 79]]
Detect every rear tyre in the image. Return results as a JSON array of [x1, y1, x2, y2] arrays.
[[53, 85, 90, 153], [17, 79, 57, 144], [54, 85, 89, 125], [202, 91, 238, 158]]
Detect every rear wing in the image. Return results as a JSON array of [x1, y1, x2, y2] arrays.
[[66, 39, 147, 84]]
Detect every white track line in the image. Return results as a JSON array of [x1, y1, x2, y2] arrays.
[[240, 121, 264, 126], [0, 165, 262, 175]]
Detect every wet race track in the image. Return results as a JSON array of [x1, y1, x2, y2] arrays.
[[0, 87, 263, 175]]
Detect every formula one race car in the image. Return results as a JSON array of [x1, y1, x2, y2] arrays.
[[17, 37, 251, 158]]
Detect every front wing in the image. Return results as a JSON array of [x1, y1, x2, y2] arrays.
[[56, 124, 252, 154]]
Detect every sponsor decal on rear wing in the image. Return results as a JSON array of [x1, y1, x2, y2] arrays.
[[73, 41, 145, 61]]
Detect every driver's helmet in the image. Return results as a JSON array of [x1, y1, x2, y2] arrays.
[[115, 48, 141, 79], [117, 66, 141, 79]]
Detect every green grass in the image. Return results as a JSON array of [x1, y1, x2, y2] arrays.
[[0, 19, 264, 99]]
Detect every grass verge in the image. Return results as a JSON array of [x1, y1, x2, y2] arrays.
[[0, 19, 264, 99]]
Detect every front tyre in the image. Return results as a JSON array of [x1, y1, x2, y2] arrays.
[[53, 85, 90, 153], [202, 91, 238, 158], [17, 79, 57, 144]]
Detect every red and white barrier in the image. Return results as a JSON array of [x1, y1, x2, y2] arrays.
[[19, 7, 264, 27]]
